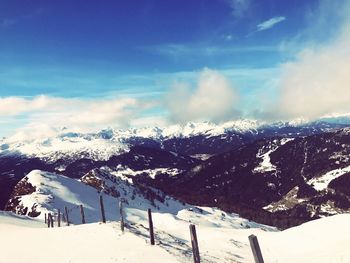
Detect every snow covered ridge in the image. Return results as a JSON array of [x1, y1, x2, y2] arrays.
[[5, 169, 187, 220], [3, 169, 278, 262], [0, 135, 129, 162], [0, 119, 262, 162], [0, 118, 343, 161], [0, 118, 343, 162], [0, 120, 260, 162]]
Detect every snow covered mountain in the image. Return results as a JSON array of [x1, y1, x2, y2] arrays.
[[0, 145, 199, 209], [1, 118, 350, 228], [0, 119, 346, 162], [152, 127, 350, 228]]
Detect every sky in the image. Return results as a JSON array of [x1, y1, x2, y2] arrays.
[[1, 0, 350, 139]]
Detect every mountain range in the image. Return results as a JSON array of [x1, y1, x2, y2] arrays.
[[2, 118, 350, 228]]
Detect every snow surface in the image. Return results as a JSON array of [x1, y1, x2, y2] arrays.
[[4, 170, 350, 262], [109, 165, 182, 181], [0, 212, 177, 263], [1, 209, 350, 262], [259, 213, 350, 262], [254, 148, 277, 173], [254, 138, 294, 173], [307, 165, 350, 191], [7, 170, 277, 262]]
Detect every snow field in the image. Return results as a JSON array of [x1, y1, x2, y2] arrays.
[[4, 170, 350, 262]]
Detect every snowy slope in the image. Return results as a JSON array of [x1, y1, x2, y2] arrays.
[[260, 213, 350, 262], [4, 169, 277, 262], [6, 169, 187, 223], [0, 212, 178, 263], [253, 138, 294, 173], [307, 165, 350, 191], [1, 207, 350, 262]]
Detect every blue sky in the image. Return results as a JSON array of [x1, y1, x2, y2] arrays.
[[1, 0, 350, 138]]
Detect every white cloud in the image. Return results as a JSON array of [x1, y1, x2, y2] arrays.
[[165, 68, 240, 123], [0, 95, 153, 140], [0, 96, 79, 116], [267, 20, 350, 120], [257, 16, 286, 32]]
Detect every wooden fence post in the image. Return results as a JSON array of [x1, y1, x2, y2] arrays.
[[50, 213, 54, 228], [248, 234, 265, 263], [189, 224, 200, 263], [119, 200, 124, 232], [148, 209, 155, 245], [80, 205, 86, 224], [57, 209, 61, 227], [62, 212, 66, 223], [65, 206, 70, 226], [100, 195, 106, 223], [47, 213, 51, 228]]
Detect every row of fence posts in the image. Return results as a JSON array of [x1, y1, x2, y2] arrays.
[[44, 206, 81, 228], [43, 196, 126, 231], [43, 195, 264, 263], [100, 195, 264, 263]]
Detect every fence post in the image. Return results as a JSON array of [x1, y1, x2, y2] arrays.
[[100, 195, 106, 223], [65, 206, 70, 226], [50, 213, 54, 228], [80, 205, 86, 224], [47, 213, 51, 228], [248, 235, 265, 263], [62, 213, 66, 222], [57, 209, 61, 227], [189, 224, 200, 263], [148, 209, 155, 245], [119, 200, 124, 232]]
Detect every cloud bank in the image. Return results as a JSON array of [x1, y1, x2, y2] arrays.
[[271, 29, 350, 120], [165, 68, 239, 123], [0, 96, 151, 141], [263, 1, 350, 121]]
